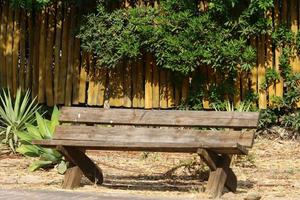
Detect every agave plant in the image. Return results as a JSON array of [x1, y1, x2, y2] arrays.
[[16, 106, 67, 173], [0, 89, 41, 153]]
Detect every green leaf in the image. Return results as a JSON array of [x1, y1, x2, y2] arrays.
[[16, 145, 40, 157], [28, 160, 53, 172]]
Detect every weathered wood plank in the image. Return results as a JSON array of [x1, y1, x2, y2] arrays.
[[51, 126, 254, 148], [59, 107, 260, 128], [34, 139, 247, 154]]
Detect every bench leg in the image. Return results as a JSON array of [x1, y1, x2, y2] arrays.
[[198, 149, 237, 198], [57, 146, 104, 187], [62, 165, 83, 189]]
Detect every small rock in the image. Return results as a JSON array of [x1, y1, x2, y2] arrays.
[[244, 193, 262, 200]]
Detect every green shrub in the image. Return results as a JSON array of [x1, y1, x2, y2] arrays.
[[16, 106, 67, 173], [0, 89, 41, 153]]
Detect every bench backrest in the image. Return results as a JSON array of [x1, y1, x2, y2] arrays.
[[59, 107, 260, 129]]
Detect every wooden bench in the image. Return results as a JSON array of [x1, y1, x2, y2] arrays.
[[33, 107, 259, 198]]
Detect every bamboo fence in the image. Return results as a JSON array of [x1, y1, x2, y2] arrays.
[[0, 0, 299, 109]]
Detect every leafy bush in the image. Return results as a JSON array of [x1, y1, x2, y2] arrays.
[[0, 89, 40, 153], [258, 25, 300, 134], [16, 106, 67, 173], [78, 0, 271, 76]]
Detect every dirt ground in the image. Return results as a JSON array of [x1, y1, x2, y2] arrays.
[[0, 138, 299, 200]]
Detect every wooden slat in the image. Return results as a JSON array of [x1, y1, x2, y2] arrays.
[[35, 140, 247, 155], [59, 107, 260, 128], [52, 125, 254, 148]]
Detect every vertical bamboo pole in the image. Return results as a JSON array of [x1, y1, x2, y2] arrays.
[[12, 9, 20, 96], [145, 53, 153, 108], [181, 77, 189, 103], [167, 71, 175, 108], [132, 58, 144, 108], [290, 0, 300, 107], [0, 3, 2, 87], [258, 35, 267, 109], [95, 67, 107, 106], [123, 61, 132, 107], [0, 1, 8, 87], [54, 1, 63, 104], [19, 10, 26, 91], [159, 70, 168, 108], [250, 38, 258, 98], [65, 6, 76, 106], [58, 5, 70, 104], [266, 10, 275, 106], [87, 55, 97, 105], [37, 9, 47, 103], [174, 83, 181, 107], [6, 6, 14, 91], [32, 12, 41, 98], [45, 6, 56, 106], [234, 72, 241, 106], [152, 57, 160, 108], [274, 0, 283, 98], [72, 38, 81, 105], [78, 52, 88, 103]]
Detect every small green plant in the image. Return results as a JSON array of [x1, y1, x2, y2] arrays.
[[16, 106, 67, 173], [0, 89, 41, 153], [212, 100, 254, 112]]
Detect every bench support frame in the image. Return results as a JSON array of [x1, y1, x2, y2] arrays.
[[57, 146, 104, 189], [198, 149, 237, 198]]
